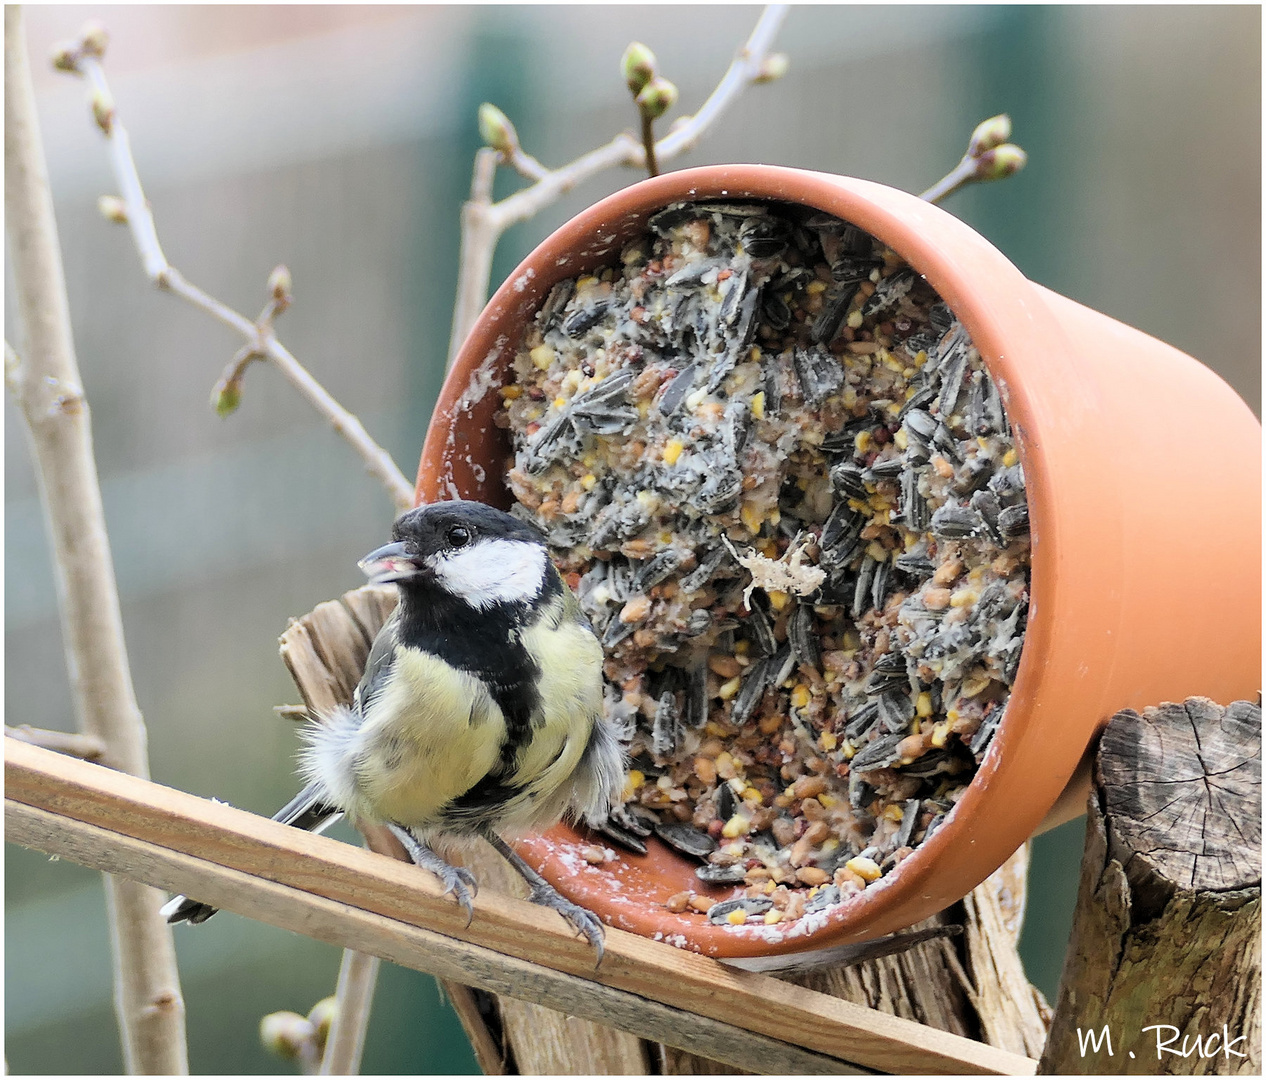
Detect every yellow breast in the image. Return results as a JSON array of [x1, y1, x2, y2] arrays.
[[353, 648, 506, 828]]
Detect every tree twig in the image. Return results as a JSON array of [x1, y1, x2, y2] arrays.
[[58, 42, 415, 512], [319, 948, 381, 1075], [446, 4, 790, 363], [5, 724, 107, 761], [4, 9, 188, 1072]]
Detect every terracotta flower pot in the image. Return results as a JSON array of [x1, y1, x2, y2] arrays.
[[417, 164, 1261, 959]]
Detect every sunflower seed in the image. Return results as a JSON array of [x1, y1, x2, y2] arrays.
[[811, 281, 862, 344], [655, 822, 717, 860], [878, 690, 915, 733], [683, 663, 709, 727], [830, 462, 869, 501], [851, 733, 905, 771], [707, 896, 773, 923], [897, 799, 921, 848], [537, 278, 575, 332], [793, 344, 845, 406], [562, 297, 612, 337], [762, 291, 792, 331], [789, 604, 821, 668], [852, 555, 879, 618], [805, 884, 842, 912], [845, 701, 881, 741], [740, 216, 790, 258], [930, 503, 984, 539], [861, 267, 915, 319], [652, 691, 681, 757], [697, 863, 750, 887], [997, 503, 1030, 542]]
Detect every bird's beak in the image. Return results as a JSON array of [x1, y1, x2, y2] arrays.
[[358, 541, 425, 584]]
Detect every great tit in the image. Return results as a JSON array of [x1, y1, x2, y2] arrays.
[[162, 500, 625, 955]]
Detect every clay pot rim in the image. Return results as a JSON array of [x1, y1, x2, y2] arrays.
[[422, 164, 1086, 957]]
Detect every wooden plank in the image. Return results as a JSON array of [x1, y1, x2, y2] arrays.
[[6, 800, 860, 1076], [5, 738, 1035, 1075]]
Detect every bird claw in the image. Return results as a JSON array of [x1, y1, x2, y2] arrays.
[[529, 883, 606, 966], [436, 866, 477, 926]]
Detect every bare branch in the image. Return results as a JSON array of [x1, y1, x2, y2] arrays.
[[446, 4, 790, 361], [4, 9, 188, 1071], [62, 52, 415, 513], [5, 724, 106, 761], [319, 949, 380, 1075]]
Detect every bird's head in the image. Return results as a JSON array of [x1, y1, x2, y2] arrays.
[[359, 500, 552, 611]]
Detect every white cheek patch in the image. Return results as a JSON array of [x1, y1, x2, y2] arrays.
[[432, 538, 547, 609]]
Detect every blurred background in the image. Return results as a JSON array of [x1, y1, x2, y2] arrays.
[[5, 4, 1259, 1073]]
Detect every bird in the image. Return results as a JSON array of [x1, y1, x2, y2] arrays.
[[162, 500, 625, 957]]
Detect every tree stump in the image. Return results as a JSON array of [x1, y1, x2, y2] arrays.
[[1039, 698, 1261, 1075], [279, 585, 1050, 1074]]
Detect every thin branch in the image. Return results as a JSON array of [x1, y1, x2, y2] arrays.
[[5, 724, 106, 761], [446, 4, 790, 362], [4, 9, 188, 1072], [62, 51, 415, 512], [319, 949, 380, 1075], [919, 157, 979, 205]]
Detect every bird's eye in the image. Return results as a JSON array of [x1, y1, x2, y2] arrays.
[[446, 524, 472, 548]]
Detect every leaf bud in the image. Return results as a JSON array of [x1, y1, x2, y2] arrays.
[[477, 103, 518, 155], [754, 52, 790, 84], [267, 264, 293, 305], [259, 1011, 315, 1062], [97, 195, 128, 225], [621, 42, 657, 95], [635, 77, 678, 121], [211, 375, 243, 418], [968, 114, 1012, 158], [51, 42, 81, 74], [78, 21, 110, 59], [975, 143, 1027, 182], [307, 996, 338, 1055], [91, 89, 115, 135]]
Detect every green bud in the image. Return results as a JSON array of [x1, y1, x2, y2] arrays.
[[51, 42, 81, 74], [91, 89, 115, 135], [79, 21, 110, 58], [635, 77, 678, 121], [267, 264, 293, 305], [975, 143, 1027, 182], [621, 42, 657, 95], [968, 114, 1012, 158], [212, 375, 242, 418], [259, 1011, 315, 1062], [307, 996, 338, 1055], [97, 195, 128, 225], [477, 103, 518, 155], [754, 52, 790, 84]]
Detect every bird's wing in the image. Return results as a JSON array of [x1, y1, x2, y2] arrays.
[[355, 603, 402, 714]]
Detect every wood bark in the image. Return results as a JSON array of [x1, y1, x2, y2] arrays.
[[1040, 698, 1261, 1075], [278, 585, 1049, 1074], [4, 8, 188, 1072]]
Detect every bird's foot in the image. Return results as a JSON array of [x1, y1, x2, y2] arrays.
[[387, 823, 478, 926], [481, 828, 606, 964], [527, 881, 606, 963]]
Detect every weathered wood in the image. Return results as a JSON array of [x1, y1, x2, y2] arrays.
[[1039, 698, 1261, 1075], [5, 740, 1038, 1074]]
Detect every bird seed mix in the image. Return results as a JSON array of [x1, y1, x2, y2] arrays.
[[497, 200, 1031, 930]]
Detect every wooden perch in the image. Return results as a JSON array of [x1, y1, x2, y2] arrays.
[[5, 736, 1037, 1075], [1040, 698, 1261, 1075]]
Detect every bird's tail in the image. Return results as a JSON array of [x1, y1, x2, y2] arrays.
[[161, 783, 343, 925]]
